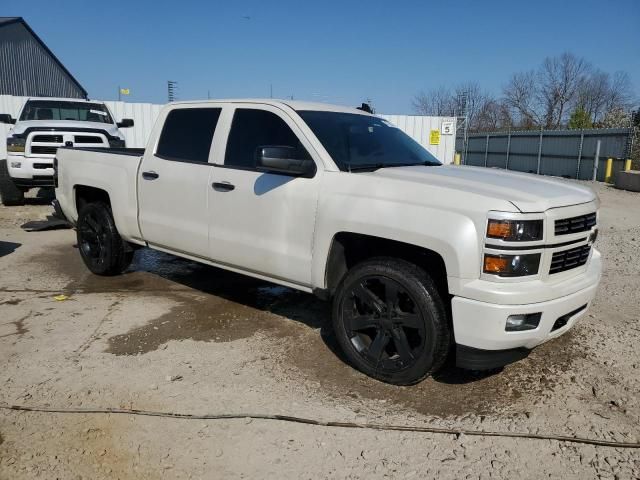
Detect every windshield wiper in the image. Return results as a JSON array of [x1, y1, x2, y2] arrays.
[[347, 161, 440, 172]]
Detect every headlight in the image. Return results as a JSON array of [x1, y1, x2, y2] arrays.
[[7, 136, 25, 153], [109, 137, 126, 148], [483, 253, 541, 277], [487, 219, 543, 242]]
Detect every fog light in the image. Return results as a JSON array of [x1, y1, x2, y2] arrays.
[[506, 313, 541, 331], [10, 161, 21, 168]]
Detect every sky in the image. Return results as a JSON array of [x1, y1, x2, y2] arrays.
[[5, 0, 640, 113]]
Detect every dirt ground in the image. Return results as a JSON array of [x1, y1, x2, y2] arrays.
[[1, 182, 639, 479]]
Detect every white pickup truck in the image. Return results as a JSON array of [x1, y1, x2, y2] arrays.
[[0, 97, 134, 205], [54, 99, 602, 385]]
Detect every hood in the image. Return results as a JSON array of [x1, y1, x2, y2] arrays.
[[10, 120, 123, 138], [371, 165, 597, 212]]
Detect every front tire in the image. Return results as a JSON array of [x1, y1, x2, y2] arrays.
[[332, 258, 450, 385], [76, 202, 133, 276], [0, 160, 26, 206]]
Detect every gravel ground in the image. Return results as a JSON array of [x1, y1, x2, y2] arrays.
[[0, 182, 639, 479]]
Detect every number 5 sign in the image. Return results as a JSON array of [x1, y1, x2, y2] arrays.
[[441, 121, 454, 135]]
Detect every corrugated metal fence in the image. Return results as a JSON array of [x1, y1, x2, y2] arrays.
[[1, 95, 456, 163], [456, 128, 634, 182]]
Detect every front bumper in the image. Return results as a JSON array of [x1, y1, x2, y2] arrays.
[[7, 153, 55, 186], [451, 249, 601, 365]]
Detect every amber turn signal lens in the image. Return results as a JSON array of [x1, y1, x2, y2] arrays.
[[484, 255, 509, 274], [487, 221, 513, 239], [486, 219, 543, 241]]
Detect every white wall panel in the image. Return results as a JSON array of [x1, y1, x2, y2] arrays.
[[379, 114, 457, 164], [1, 95, 456, 164]]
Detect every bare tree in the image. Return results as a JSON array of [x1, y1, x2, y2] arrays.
[[475, 99, 513, 131], [576, 69, 611, 123], [537, 53, 590, 128], [606, 71, 634, 112], [412, 87, 454, 116], [503, 70, 542, 128], [415, 52, 635, 132]]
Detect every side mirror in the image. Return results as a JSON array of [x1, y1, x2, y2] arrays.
[[256, 146, 316, 178], [117, 118, 134, 128], [0, 114, 16, 124]]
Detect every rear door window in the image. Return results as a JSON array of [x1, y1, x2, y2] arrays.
[[156, 108, 222, 163]]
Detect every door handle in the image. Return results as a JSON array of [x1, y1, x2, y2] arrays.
[[212, 182, 235, 192], [142, 170, 159, 180]]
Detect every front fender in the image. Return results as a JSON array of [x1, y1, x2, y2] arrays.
[[311, 193, 482, 290]]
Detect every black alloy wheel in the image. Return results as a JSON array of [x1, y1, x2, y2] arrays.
[[342, 275, 426, 373], [76, 202, 133, 276], [332, 258, 450, 385]]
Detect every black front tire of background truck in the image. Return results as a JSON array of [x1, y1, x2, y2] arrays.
[[332, 257, 450, 385], [0, 159, 26, 206], [76, 202, 133, 276]]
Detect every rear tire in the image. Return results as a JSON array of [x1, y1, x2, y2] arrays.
[[0, 159, 26, 206], [76, 202, 133, 276], [332, 257, 450, 385]]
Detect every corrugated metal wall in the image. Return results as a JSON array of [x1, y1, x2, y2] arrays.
[[0, 21, 86, 98], [1, 95, 455, 164], [456, 128, 634, 182], [380, 114, 456, 164]]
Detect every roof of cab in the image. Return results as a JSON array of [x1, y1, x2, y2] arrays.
[[24, 97, 106, 103], [170, 98, 373, 115]]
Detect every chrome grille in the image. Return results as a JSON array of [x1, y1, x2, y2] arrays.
[[555, 213, 596, 235], [550, 245, 591, 274]]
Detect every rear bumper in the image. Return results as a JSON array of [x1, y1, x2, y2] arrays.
[[452, 249, 601, 360], [7, 154, 54, 186]]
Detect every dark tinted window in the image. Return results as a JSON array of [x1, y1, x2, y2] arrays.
[[156, 108, 221, 163], [20, 100, 113, 124], [298, 111, 440, 171], [225, 109, 310, 168]]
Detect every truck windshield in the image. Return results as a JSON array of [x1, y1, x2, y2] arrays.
[[19, 100, 113, 124], [298, 110, 441, 171]]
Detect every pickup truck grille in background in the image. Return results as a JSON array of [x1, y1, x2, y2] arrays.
[[27, 132, 108, 156], [74, 135, 103, 143], [549, 244, 591, 274], [555, 213, 597, 235], [33, 134, 63, 143], [31, 146, 59, 155], [33, 163, 51, 169]]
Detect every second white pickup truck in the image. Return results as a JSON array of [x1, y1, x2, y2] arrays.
[[54, 99, 602, 385]]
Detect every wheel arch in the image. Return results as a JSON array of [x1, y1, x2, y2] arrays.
[[74, 184, 112, 214], [322, 232, 449, 301]]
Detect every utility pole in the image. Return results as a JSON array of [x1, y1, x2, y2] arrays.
[[456, 90, 469, 164], [167, 81, 178, 103], [118, 85, 121, 102], [270, 84, 273, 98]]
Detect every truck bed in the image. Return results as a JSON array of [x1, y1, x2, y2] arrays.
[[55, 146, 144, 242]]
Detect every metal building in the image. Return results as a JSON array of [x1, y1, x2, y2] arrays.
[[0, 17, 87, 98]]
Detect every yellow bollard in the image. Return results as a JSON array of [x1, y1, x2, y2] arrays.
[[605, 158, 613, 183], [625, 159, 632, 171], [454, 153, 461, 165]]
